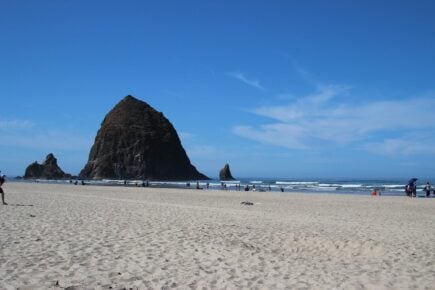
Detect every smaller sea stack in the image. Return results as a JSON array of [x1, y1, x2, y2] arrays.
[[219, 163, 235, 181], [24, 153, 71, 179]]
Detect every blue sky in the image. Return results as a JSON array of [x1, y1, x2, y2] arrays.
[[1, 0, 435, 179]]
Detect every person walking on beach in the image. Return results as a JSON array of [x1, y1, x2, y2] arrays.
[[424, 182, 431, 197], [0, 173, 7, 205]]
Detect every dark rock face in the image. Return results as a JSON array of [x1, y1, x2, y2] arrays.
[[80, 95, 209, 180], [219, 163, 235, 181], [24, 153, 71, 179]]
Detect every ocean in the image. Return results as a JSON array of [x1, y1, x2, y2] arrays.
[[11, 177, 434, 197]]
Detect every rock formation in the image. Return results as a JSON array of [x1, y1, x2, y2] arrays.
[[24, 153, 71, 179], [80, 95, 209, 180], [219, 163, 235, 181]]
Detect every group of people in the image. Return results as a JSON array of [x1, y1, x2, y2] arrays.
[[371, 189, 381, 196], [406, 180, 433, 197]]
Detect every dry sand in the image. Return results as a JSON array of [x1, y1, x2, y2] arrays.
[[1, 182, 434, 289]]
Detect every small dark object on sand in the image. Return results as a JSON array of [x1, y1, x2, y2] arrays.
[[241, 201, 254, 206], [29, 214, 36, 217], [65, 286, 82, 290]]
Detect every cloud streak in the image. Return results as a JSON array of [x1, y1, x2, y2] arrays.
[[0, 119, 34, 130], [233, 86, 435, 155], [0, 118, 92, 151], [0, 131, 92, 151], [228, 72, 265, 90], [362, 134, 435, 156]]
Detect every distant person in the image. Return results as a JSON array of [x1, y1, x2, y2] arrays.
[[371, 189, 378, 196], [0, 174, 7, 205], [412, 181, 417, 197], [405, 181, 417, 197], [424, 182, 431, 197]]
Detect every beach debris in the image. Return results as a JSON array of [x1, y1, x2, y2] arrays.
[[241, 201, 254, 206], [29, 214, 36, 217]]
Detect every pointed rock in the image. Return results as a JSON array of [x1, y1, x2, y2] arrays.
[[219, 163, 235, 181], [24, 153, 71, 179], [80, 95, 209, 180]]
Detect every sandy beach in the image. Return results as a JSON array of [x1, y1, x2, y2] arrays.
[[1, 183, 434, 289]]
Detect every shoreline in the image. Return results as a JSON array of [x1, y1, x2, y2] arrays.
[[1, 183, 434, 289], [8, 178, 432, 197]]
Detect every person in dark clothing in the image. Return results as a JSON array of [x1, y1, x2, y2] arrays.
[[0, 174, 7, 205], [406, 181, 417, 197], [412, 181, 417, 197], [424, 182, 431, 197]]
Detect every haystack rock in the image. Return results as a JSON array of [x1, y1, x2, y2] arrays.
[[80, 95, 209, 180], [24, 153, 71, 179], [219, 163, 235, 181]]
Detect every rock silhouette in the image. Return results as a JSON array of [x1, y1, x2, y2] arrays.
[[80, 95, 209, 180], [24, 153, 71, 179], [219, 163, 235, 181]]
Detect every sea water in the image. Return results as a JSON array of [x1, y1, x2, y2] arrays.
[[13, 177, 434, 197]]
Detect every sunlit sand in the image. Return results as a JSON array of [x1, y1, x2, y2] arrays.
[[1, 183, 434, 289]]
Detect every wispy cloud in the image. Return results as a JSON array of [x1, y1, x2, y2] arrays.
[[233, 124, 308, 150], [178, 132, 195, 142], [0, 118, 92, 151], [228, 72, 265, 90], [0, 119, 34, 130], [363, 134, 435, 156], [0, 131, 92, 151], [233, 85, 435, 155]]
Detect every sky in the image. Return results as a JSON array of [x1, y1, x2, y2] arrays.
[[1, 0, 435, 179]]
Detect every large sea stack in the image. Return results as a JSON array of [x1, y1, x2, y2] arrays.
[[80, 95, 209, 180], [24, 153, 71, 179]]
